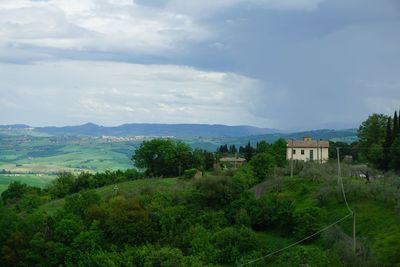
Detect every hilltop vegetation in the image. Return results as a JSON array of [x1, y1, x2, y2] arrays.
[[0, 112, 399, 266], [1, 135, 400, 266]]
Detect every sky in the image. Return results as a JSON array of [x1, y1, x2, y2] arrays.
[[1, 0, 400, 130]]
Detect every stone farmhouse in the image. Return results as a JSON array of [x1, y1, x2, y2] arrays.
[[287, 136, 329, 163]]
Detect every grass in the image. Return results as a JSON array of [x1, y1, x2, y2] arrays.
[[0, 135, 140, 191], [0, 185, 8, 194], [40, 177, 182, 214], [255, 174, 400, 263], [0, 135, 138, 174], [0, 174, 56, 193]]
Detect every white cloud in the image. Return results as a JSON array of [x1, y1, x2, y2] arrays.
[[0, 0, 210, 59], [0, 0, 326, 63], [0, 60, 277, 127], [166, 0, 325, 15]]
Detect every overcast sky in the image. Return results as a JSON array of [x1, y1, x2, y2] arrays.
[[1, 0, 400, 130]]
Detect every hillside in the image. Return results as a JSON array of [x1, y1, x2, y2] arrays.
[[26, 165, 400, 266]]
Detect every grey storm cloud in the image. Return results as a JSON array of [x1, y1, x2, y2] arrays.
[[0, 0, 400, 129]]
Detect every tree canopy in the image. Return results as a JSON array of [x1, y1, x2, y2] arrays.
[[132, 139, 195, 177]]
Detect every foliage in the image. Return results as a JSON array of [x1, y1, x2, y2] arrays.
[[272, 138, 287, 167], [357, 113, 388, 167], [132, 139, 195, 177], [183, 168, 198, 179], [249, 152, 276, 182], [3, 137, 400, 267], [194, 176, 243, 207]]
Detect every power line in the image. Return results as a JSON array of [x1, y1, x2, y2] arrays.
[[238, 147, 355, 266], [237, 213, 352, 267]]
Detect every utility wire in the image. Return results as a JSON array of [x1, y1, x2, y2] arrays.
[[238, 148, 354, 266], [237, 213, 352, 266]]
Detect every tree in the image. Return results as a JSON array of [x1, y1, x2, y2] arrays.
[[203, 151, 215, 171], [272, 138, 287, 167], [1, 181, 29, 205], [357, 113, 388, 167], [390, 137, 400, 172], [256, 141, 270, 154], [229, 144, 237, 154], [249, 152, 276, 182], [49, 172, 76, 198], [393, 111, 399, 140], [383, 117, 393, 170], [132, 139, 193, 177], [243, 142, 255, 161]]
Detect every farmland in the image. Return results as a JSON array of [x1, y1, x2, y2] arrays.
[[0, 135, 140, 192]]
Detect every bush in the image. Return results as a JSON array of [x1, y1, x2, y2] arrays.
[[194, 176, 244, 206], [249, 152, 276, 182], [183, 168, 198, 179], [246, 194, 296, 235], [212, 227, 259, 264], [294, 207, 322, 239], [232, 164, 258, 189]]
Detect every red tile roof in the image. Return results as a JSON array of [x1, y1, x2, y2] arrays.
[[287, 140, 329, 148]]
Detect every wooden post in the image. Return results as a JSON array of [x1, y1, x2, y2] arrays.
[[337, 147, 341, 184], [353, 212, 356, 254]]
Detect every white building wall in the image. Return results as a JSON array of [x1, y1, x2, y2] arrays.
[[286, 147, 329, 163]]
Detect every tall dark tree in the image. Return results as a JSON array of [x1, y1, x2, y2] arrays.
[[229, 144, 237, 154], [272, 138, 287, 167], [390, 137, 400, 172], [256, 141, 270, 154], [393, 111, 399, 140], [382, 117, 393, 170], [243, 141, 255, 161]]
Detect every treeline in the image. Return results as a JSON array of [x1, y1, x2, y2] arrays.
[[132, 139, 215, 177], [217, 139, 287, 163], [358, 111, 400, 171], [0, 169, 144, 208]]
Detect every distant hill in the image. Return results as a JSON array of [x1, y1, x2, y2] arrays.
[[0, 123, 279, 137], [237, 129, 358, 144], [0, 123, 358, 143], [0, 124, 31, 129]]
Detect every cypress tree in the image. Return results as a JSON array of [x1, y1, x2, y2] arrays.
[[390, 110, 400, 171], [244, 141, 254, 161], [398, 109, 400, 137], [393, 111, 399, 139], [382, 117, 393, 170]]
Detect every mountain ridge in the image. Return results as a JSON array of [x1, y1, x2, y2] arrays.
[[0, 123, 279, 137], [0, 123, 358, 142]]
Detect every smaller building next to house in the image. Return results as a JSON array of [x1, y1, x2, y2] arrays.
[[286, 136, 329, 163]]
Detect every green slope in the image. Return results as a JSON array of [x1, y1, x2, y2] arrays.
[[40, 177, 182, 214]]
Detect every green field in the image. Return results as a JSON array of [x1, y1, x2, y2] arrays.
[[0, 135, 138, 173], [0, 135, 141, 193], [0, 174, 56, 194]]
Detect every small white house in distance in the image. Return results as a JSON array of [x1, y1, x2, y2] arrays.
[[286, 136, 329, 163]]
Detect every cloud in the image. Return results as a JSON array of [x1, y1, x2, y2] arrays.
[[164, 0, 325, 16], [0, 60, 278, 127], [0, 0, 327, 64], [1, 0, 399, 129], [0, 0, 210, 62]]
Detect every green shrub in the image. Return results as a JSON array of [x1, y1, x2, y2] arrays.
[[183, 168, 198, 179]]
